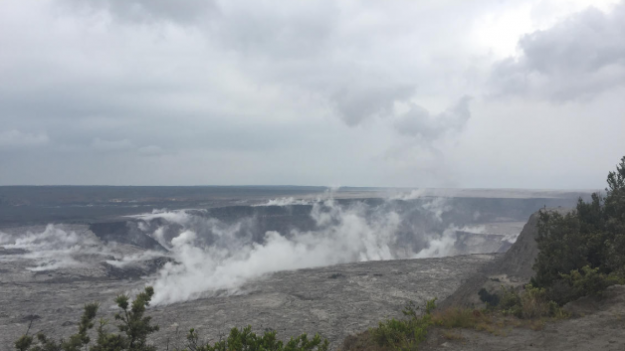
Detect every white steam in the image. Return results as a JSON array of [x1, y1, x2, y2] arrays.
[[147, 199, 406, 304], [0, 224, 161, 272], [140, 197, 472, 305], [0, 225, 100, 271], [258, 197, 312, 206]]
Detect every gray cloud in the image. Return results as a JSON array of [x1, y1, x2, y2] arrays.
[[91, 138, 134, 152], [490, 2, 625, 100], [393, 96, 472, 141], [332, 85, 415, 126], [0, 130, 49, 148], [138, 145, 164, 156], [212, 1, 338, 59], [0, 1, 623, 187], [61, 0, 215, 25]]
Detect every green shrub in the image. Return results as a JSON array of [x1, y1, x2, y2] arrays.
[[496, 285, 567, 320], [432, 308, 476, 329], [498, 287, 521, 311], [369, 299, 436, 351], [533, 156, 625, 305], [560, 265, 624, 300], [516, 286, 550, 319], [179, 326, 329, 351]]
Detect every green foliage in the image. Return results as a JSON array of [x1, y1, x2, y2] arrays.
[[604, 157, 625, 272], [369, 299, 436, 351], [431, 308, 476, 329], [65, 303, 99, 351], [496, 285, 567, 319], [476, 285, 566, 320], [560, 265, 624, 300], [14, 335, 33, 351], [498, 287, 521, 312], [533, 156, 625, 304], [111, 286, 160, 351], [177, 325, 328, 351], [88, 286, 159, 351]]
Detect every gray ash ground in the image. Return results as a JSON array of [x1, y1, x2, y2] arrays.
[[0, 245, 495, 350]]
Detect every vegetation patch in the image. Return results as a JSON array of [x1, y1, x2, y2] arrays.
[[533, 156, 625, 305]]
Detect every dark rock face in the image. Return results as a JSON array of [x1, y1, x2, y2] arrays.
[[89, 221, 167, 252], [103, 257, 176, 280], [496, 213, 541, 281]]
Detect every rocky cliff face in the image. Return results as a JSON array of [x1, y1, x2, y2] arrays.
[[440, 208, 572, 308]]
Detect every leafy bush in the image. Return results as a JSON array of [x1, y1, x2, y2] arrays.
[[496, 285, 567, 319], [560, 266, 624, 301], [369, 299, 436, 351], [431, 308, 479, 329], [497, 287, 521, 312], [476, 285, 566, 320], [533, 156, 625, 304], [178, 326, 328, 351]]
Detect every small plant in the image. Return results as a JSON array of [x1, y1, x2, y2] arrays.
[[498, 287, 521, 312], [177, 325, 329, 351], [494, 285, 568, 320], [432, 308, 477, 329], [560, 265, 623, 300], [369, 299, 437, 351]]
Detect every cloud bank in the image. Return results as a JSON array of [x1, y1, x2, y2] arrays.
[[0, 0, 623, 187]]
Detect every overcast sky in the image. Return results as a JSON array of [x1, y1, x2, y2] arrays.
[[1, 0, 624, 188]]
